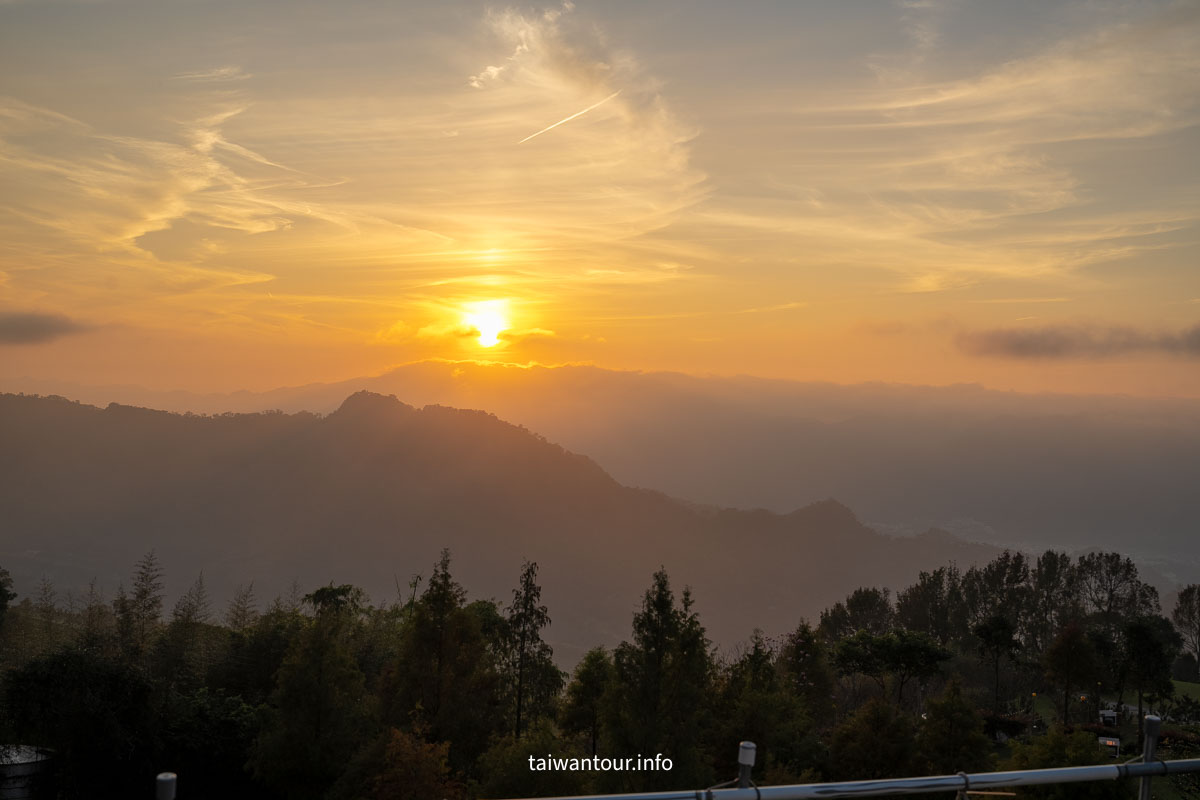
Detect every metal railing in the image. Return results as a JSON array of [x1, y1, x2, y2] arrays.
[[498, 716, 1200, 800], [150, 715, 1200, 800]]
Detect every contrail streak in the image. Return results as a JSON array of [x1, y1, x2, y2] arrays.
[[518, 90, 621, 144]]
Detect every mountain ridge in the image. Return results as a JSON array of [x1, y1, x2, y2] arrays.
[[7, 362, 1199, 571], [0, 390, 1071, 662]]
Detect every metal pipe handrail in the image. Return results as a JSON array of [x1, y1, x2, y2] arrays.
[[500, 717, 1191, 800], [498, 759, 1200, 800]]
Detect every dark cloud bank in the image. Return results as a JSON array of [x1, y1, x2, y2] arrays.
[[958, 323, 1200, 359], [0, 311, 89, 345]]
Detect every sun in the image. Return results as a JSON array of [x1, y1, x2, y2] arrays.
[[462, 301, 510, 348]]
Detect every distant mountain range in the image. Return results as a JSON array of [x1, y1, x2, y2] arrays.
[[9, 362, 1200, 577], [0, 391, 1009, 662]]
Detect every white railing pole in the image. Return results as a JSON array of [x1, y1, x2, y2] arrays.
[[156, 772, 177, 800], [737, 742, 757, 789], [1139, 715, 1161, 800]]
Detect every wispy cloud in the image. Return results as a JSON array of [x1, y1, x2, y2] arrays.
[[172, 65, 250, 82], [958, 323, 1200, 359], [0, 311, 90, 345], [0, 96, 333, 253], [697, 4, 1200, 292]]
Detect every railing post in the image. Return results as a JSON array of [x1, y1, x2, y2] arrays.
[[738, 741, 757, 789], [1139, 715, 1161, 800], [156, 772, 177, 800]]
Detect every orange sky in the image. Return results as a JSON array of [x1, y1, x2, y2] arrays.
[[2, 1, 1199, 396]]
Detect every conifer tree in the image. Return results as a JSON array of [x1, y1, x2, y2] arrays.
[[505, 560, 562, 737], [225, 583, 259, 632], [114, 550, 164, 666], [605, 569, 714, 789], [385, 550, 503, 771], [561, 647, 614, 756], [35, 575, 57, 653], [778, 621, 835, 721]]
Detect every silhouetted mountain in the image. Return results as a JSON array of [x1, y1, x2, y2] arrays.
[[10, 362, 1200, 579], [0, 391, 1004, 661]]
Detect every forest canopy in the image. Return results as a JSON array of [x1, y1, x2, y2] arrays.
[[1, 550, 1198, 800]]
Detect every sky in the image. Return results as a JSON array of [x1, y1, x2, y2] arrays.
[[1, 0, 1198, 396]]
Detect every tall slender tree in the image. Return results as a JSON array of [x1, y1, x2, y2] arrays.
[[114, 550, 164, 666], [504, 560, 562, 737], [225, 583, 260, 633], [1172, 585, 1200, 667]]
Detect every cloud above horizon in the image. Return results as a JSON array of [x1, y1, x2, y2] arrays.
[[0, 311, 90, 345], [958, 323, 1200, 360]]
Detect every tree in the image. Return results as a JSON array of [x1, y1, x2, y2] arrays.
[[883, 629, 950, 707], [828, 698, 918, 781], [383, 550, 503, 771], [1026, 551, 1080, 657], [476, 719, 587, 799], [917, 680, 992, 775], [778, 621, 835, 721], [1123, 616, 1180, 743], [250, 588, 373, 800], [225, 583, 259, 632], [305, 583, 368, 617], [1076, 552, 1159, 638], [711, 630, 817, 783], [1172, 584, 1200, 666], [114, 550, 164, 666], [1005, 727, 1132, 799], [155, 573, 216, 690], [835, 630, 889, 696], [961, 551, 1030, 631], [1043, 623, 1098, 725], [5, 649, 156, 799], [605, 569, 714, 790], [157, 688, 258, 800], [1173, 652, 1200, 682], [35, 575, 57, 653], [896, 566, 966, 646], [0, 564, 15, 631], [369, 725, 467, 800], [821, 587, 893, 641], [561, 647, 614, 756], [835, 630, 948, 708], [78, 579, 116, 657], [504, 560, 562, 737], [974, 614, 1020, 714]]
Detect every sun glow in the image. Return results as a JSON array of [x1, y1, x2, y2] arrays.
[[463, 301, 510, 348]]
